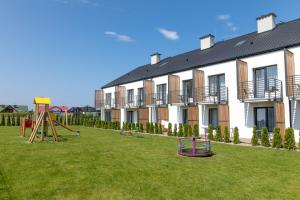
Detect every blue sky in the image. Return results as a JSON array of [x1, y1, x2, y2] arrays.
[[0, 0, 299, 109]]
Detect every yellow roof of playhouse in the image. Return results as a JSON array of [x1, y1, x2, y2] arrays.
[[33, 97, 51, 105]]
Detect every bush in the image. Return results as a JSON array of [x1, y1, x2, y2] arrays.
[[173, 124, 178, 136], [208, 124, 214, 140], [16, 115, 20, 126], [150, 123, 154, 134], [215, 125, 222, 142], [131, 123, 136, 131], [168, 123, 172, 136], [193, 124, 199, 137], [224, 126, 230, 143], [139, 123, 144, 133], [154, 123, 159, 134], [188, 125, 193, 137], [233, 127, 239, 144], [251, 126, 259, 146], [7, 115, 11, 126], [183, 124, 188, 137], [11, 115, 16, 126], [178, 124, 183, 137], [158, 124, 162, 134], [272, 127, 282, 148], [261, 127, 270, 147], [146, 122, 150, 133], [284, 128, 296, 150]]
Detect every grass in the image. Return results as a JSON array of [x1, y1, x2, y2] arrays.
[[0, 126, 300, 200]]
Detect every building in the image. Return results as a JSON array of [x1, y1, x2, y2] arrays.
[[68, 106, 98, 116], [0, 105, 28, 113], [95, 13, 300, 141]]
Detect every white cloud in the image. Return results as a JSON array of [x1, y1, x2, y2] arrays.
[[216, 14, 230, 21], [157, 28, 179, 40], [216, 14, 239, 32], [104, 31, 135, 42]]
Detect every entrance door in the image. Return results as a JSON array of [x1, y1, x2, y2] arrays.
[[182, 80, 193, 103], [254, 107, 275, 134], [127, 111, 134, 123]]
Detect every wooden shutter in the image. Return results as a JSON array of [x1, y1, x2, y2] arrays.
[[115, 86, 126, 108], [157, 107, 169, 123], [144, 80, 154, 105], [111, 109, 121, 122], [168, 75, 180, 104], [193, 69, 204, 102], [95, 90, 104, 108], [236, 59, 248, 100], [275, 102, 285, 137], [218, 104, 230, 135], [284, 49, 295, 97], [188, 106, 199, 127], [138, 108, 149, 126]]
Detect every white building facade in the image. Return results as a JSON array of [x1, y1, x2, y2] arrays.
[[95, 13, 300, 142]]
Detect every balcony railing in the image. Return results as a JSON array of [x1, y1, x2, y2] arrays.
[[239, 78, 282, 102], [168, 90, 195, 105], [287, 75, 300, 99], [195, 86, 228, 104], [104, 98, 115, 109], [154, 93, 168, 106], [125, 95, 145, 108]]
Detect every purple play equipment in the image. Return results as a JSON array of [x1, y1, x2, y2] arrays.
[[177, 137, 213, 157]]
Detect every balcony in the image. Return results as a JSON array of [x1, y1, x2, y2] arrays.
[[239, 78, 282, 102], [287, 75, 300, 100], [195, 86, 228, 104], [125, 95, 145, 108], [154, 93, 168, 106], [168, 90, 195, 105], [104, 98, 115, 109]]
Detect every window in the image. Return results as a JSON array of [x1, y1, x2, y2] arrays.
[[138, 88, 144, 105], [105, 93, 111, 106], [157, 84, 167, 104], [182, 79, 193, 103], [254, 65, 278, 98], [209, 74, 226, 101], [254, 107, 275, 134], [127, 111, 134, 123], [127, 89, 134, 104], [182, 109, 188, 124], [105, 111, 111, 122], [209, 108, 218, 129]]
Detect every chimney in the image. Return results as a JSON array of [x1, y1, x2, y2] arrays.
[[257, 13, 277, 33], [200, 34, 215, 50], [151, 53, 161, 65]]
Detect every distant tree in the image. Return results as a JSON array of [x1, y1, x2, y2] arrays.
[[7, 115, 11, 126], [11, 115, 16, 126]]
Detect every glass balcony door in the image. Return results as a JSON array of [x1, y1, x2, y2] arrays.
[[254, 107, 275, 135], [157, 84, 167, 104], [209, 74, 225, 102], [254, 66, 277, 98], [209, 108, 218, 129], [138, 88, 144, 106], [127, 89, 134, 105], [182, 80, 193, 103]]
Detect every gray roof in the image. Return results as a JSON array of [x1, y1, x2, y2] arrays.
[[102, 18, 300, 89]]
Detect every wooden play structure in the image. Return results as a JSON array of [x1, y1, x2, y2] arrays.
[[23, 97, 79, 144], [177, 137, 213, 157]]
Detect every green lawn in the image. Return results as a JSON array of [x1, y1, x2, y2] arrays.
[[0, 126, 300, 200]]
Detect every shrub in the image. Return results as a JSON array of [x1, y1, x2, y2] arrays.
[[251, 126, 259, 146], [139, 123, 144, 133], [168, 123, 172, 136], [188, 125, 193, 137], [173, 124, 178, 136], [154, 123, 159, 134], [215, 125, 222, 142], [233, 127, 239, 144], [11, 115, 16, 126], [146, 122, 150, 133], [272, 127, 282, 148], [208, 124, 214, 140], [183, 124, 188, 137], [16, 115, 20, 126], [178, 124, 183, 137], [131, 123, 136, 131], [224, 126, 230, 143], [150, 123, 154, 134], [261, 127, 270, 147], [193, 124, 199, 137], [284, 128, 296, 150], [136, 123, 139, 131], [158, 124, 162, 134]]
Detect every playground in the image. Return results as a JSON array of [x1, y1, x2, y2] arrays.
[[1, 126, 300, 200]]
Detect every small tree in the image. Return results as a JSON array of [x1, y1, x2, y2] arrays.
[[139, 123, 144, 133], [136, 123, 139, 131], [178, 124, 183, 137], [188, 125, 193, 137], [150, 123, 154, 134], [224, 126, 230, 143], [284, 128, 296, 150], [251, 126, 259, 146], [272, 127, 282, 148], [7, 115, 11, 126], [0, 115, 4, 126], [208, 124, 214, 140], [168, 123, 172, 136], [16, 115, 20, 126], [173, 124, 178, 136], [11, 115, 16, 126], [158, 124, 162, 134], [193, 124, 199, 137], [215, 125, 222, 142], [146, 122, 150, 133], [233, 127, 239, 144], [131, 123, 136, 131], [183, 124, 188, 137], [261, 127, 270, 147], [154, 123, 159, 134]]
